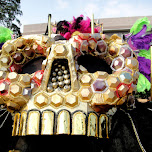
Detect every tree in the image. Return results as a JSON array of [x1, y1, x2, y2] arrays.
[[0, 0, 22, 37]]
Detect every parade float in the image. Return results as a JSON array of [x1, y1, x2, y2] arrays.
[[0, 15, 151, 152]]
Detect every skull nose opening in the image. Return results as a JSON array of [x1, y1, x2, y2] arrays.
[[47, 59, 71, 92], [77, 55, 112, 74]]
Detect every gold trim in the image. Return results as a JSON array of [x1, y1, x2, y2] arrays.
[[12, 113, 20, 136], [87, 113, 98, 137], [72, 111, 86, 135], [57, 110, 70, 135], [26, 111, 40, 135], [41, 111, 54, 135], [99, 114, 109, 138], [19, 111, 27, 136]]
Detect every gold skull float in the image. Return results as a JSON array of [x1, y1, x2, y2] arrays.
[[0, 33, 139, 138]]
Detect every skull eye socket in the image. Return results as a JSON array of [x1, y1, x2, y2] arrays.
[[21, 56, 46, 74], [77, 55, 112, 74]]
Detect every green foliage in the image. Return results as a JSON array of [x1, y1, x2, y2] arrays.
[[0, 0, 22, 37]]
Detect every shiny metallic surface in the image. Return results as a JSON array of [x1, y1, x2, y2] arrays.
[[87, 113, 98, 137], [12, 113, 20, 136], [41, 111, 54, 135], [80, 74, 93, 86], [50, 94, 63, 107], [34, 93, 49, 108], [19, 111, 27, 136], [107, 76, 120, 88], [26, 111, 40, 135], [79, 87, 93, 101], [57, 110, 70, 134], [65, 94, 78, 107], [72, 112, 86, 135]]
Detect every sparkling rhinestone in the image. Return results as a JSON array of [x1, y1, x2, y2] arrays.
[[109, 45, 118, 56], [13, 52, 24, 63], [25, 48, 35, 58], [111, 57, 124, 71], [119, 46, 132, 58], [119, 72, 132, 84], [0, 56, 11, 66], [92, 79, 107, 92], [23, 87, 32, 96], [96, 40, 107, 53]]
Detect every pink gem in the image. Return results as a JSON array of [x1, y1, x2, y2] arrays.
[[111, 57, 124, 70], [37, 45, 44, 54], [96, 40, 107, 53], [120, 46, 132, 58], [93, 79, 107, 92]]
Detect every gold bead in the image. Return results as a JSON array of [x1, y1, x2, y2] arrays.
[[52, 72, 56, 77], [52, 77, 57, 82], [64, 70, 68, 74], [58, 71, 62, 76], [47, 86, 54, 92], [63, 85, 71, 92], [52, 82, 58, 88], [55, 68, 59, 72], [62, 66, 65, 70], [64, 80, 70, 85], [63, 74, 70, 80], [58, 82, 64, 88], [58, 76, 63, 81]]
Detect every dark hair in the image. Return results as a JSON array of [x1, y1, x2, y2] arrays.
[[56, 20, 69, 34]]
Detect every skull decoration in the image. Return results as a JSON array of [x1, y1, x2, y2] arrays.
[[0, 32, 139, 138]]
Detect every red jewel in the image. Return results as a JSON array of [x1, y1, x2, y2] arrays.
[[116, 82, 132, 98], [9, 63, 22, 73], [37, 45, 44, 54], [32, 70, 44, 86], [0, 79, 10, 95]]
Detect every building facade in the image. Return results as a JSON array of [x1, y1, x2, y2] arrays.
[[23, 16, 152, 37]]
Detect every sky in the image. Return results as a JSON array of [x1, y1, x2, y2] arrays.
[[19, 0, 152, 32]]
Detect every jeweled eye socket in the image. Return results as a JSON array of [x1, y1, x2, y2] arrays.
[[77, 55, 112, 74]]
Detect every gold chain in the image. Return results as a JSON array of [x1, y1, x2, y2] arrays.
[[120, 109, 146, 152]]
